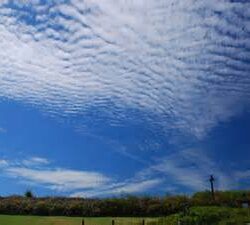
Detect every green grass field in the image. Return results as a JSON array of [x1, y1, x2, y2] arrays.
[[0, 215, 160, 225], [0, 207, 249, 225]]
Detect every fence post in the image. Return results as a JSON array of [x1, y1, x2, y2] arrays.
[[112, 219, 115, 225], [142, 219, 145, 225], [82, 219, 84, 225]]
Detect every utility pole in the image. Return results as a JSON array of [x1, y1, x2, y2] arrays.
[[209, 175, 215, 200]]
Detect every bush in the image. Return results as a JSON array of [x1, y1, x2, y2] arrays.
[[0, 191, 249, 217]]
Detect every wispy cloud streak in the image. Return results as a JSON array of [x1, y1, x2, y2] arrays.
[[0, 152, 248, 196], [71, 179, 162, 198], [6, 167, 110, 191], [0, 157, 161, 195], [139, 149, 237, 191]]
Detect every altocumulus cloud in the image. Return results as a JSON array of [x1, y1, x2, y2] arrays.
[[0, 0, 249, 139], [0, 0, 250, 196]]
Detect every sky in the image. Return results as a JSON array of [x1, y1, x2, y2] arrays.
[[0, 0, 250, 198]]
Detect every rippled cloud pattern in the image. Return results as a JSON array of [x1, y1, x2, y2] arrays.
[[0, 0, 249, 139]]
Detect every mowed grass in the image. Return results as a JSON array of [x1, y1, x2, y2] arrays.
[[0, 215, 81, 225], [0, 215, 160, 225]]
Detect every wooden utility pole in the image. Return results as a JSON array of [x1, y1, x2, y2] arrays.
[[209, 175, 215, 200]]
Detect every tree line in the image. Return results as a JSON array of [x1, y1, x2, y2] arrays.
[[0, 190, 249, 217]]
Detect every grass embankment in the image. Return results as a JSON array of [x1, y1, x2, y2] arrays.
[[162, 206, 250, 225]]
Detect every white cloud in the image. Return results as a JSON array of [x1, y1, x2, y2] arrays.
[[0, 0, 249, 196], [0, 156, 112, 192], [0, 159, 8, 167], [71, 178, 162, 198], [0, 153, 247, 196], [6, 167, 110, 191], [22, 157, 50, 166], [0, 0, 249, 139], [109, 179, 162, 195], [144, 149, 235, 191], [1, 156, 160, 196]]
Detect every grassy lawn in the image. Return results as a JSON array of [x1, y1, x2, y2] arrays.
[[0, 215, 159, 225], [1, 207, 249, 225], [0, 215, 81, 225]]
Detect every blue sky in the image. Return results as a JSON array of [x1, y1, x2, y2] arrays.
[[0, 0, 250, 197]]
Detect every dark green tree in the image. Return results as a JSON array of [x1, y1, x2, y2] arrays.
[[24, 190, 34, 198]]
